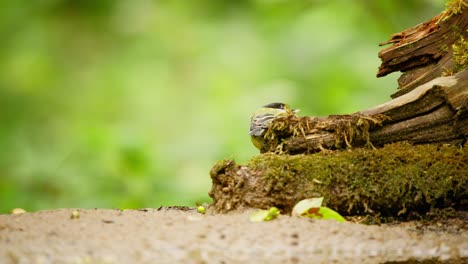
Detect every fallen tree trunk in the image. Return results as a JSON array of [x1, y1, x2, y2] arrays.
[[209, 2, 468, 216], [258, 2, 467, 154], [264, 70, 467, 154], [209, 143, 467, 215]]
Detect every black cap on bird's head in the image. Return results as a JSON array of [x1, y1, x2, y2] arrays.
[[263, 102, 286, 109]]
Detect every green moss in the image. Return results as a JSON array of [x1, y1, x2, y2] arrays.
[[210, 159, 235, 176], [246, 142, 467, 217], [452, 36, 468, 71], [439, 0, 467, 23], [262, 112, 387, 154], [439, 44, 449, 53], [445, 0, 465, 15]]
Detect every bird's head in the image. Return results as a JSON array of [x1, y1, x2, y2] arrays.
[[262, 102, 287, 110]]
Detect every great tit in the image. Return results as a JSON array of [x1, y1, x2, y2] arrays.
[[249, 102, 297, 151]]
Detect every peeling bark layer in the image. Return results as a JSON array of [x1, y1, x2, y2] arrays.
[[260, 3, 468, 154], [377, 2, 468, 98], [265, 71, 467, 154]]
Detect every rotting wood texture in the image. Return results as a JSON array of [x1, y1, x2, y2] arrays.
[[260, 3, 467, 154], [209, 2, 468, 216], [378, 1, 468, 97]]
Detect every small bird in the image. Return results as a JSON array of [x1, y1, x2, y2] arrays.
[[249, 102, 297, 151]]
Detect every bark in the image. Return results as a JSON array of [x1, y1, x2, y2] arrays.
[[271, 71, 467, 154], [377, 1, 468, 98], [209, 3, 468, 216], [260, 3, 468, 154]]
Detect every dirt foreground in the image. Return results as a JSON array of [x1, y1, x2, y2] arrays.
[[0, 207, 466, 264]]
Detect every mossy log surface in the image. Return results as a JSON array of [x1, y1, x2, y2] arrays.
[[209, 3, 468, 219], [209, 143, 467, 216]]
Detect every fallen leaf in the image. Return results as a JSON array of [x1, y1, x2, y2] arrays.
[[292, 197, 346, 222], [249, 207, 280, 222], [292, 197, 323, 217], [314, 207, 346, 222]]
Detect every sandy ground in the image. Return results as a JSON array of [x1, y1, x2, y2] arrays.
[[0, 207, 466, 264]]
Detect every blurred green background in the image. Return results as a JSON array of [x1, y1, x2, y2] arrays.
[[0, 0, 443, 213]]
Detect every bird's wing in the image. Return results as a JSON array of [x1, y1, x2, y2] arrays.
[[249, 113, 276, 136]]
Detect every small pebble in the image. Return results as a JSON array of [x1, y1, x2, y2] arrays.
[[11, 208, 27, 215], [70, 210, 80, 219]]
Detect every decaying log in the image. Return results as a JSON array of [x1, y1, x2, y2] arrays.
[[264, 70, 467, 154], [209, 143, 467, 215], [209, 3, 468, 216], [259, 2, 468, 154], [378, 1, 468, 98]]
